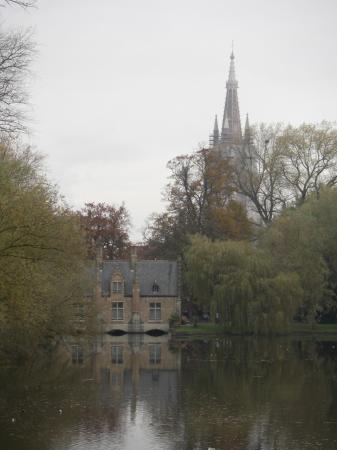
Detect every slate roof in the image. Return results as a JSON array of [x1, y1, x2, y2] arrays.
[[101, 260, 178, 297]]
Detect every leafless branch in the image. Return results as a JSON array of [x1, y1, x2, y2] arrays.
[[0, 0, 36, 8], [0, 28, 34, 135]]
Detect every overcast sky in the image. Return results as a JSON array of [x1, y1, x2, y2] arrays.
[[3, 0, 337, 240]]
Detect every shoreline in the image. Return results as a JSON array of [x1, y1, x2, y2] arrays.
[[172, 323, 337, 339]]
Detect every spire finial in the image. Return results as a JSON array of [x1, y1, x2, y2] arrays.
[[231, 40, 234, 58], [228, 47, 236, 83]]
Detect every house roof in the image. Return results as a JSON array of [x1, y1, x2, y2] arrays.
[[101, 260, 178, 297]]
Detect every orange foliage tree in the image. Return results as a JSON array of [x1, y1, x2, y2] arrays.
[[144, 148, 251, 258]]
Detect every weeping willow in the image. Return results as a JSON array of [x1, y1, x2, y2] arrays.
[[185, 235, 303, 334]]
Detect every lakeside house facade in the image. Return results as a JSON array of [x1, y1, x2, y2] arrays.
[[94, 249, 181, 334]]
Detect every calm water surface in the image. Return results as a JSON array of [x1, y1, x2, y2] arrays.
[[1, 334, 337, 450]]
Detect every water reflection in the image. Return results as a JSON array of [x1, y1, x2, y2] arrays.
[[1, 336, 337, 449]]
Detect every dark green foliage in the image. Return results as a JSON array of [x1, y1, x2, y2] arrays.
[[185, 235, 302, 334], [261, 187, 337, 323], [185, 188, 337, 333]]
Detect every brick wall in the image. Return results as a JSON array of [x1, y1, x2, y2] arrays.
[[96, 293, 180, 333]]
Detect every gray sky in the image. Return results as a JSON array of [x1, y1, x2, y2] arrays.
[[4, 0, 337, 240]]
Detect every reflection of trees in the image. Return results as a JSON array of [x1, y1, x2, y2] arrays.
[[1, 337, 337, 450], [0, 335, 182, 450], [0, 339, 127, 450], [180, 338, 337, 450]]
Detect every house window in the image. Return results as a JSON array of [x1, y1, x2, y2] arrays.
[[152, 281, 160, 293], [112, 281, 123, 293], [71, 344, 83, 364], [149, 344, 161, 364], [111, 345, 123, 364], [112, 302, 124, 320], [149, 302, 161, 321]]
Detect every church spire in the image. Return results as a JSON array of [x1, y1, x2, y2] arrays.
[[244, 114, 251, 144], [221, 50, 242, 145], [209, 115, 220, 148], [210, 114, 219, 147]]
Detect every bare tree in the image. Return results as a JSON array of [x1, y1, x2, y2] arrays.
[[0, 0, 36, 135], [279, 122, 337, 204], [235, 122, 337, 225], [1, 1, 36, 7], [235, 123, 289, 224], [0, 28, 34, 135]]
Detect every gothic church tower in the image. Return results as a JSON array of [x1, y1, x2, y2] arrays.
[[209, 50, 259, 223], [210, 50, 245, 155]]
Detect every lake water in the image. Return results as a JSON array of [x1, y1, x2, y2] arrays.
[[1, 334, 337, 450]]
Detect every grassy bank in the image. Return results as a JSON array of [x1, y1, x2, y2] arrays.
[[172, 322, 337, 337], [172, 323, 225, 337], [291, 323, 337, 334]]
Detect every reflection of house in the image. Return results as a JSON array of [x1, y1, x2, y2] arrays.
[[94, 334, 181, 423], [95, 248, 181, 333], [55, 335, 182, 444], [94, 334, 180, 388], [59, 334, 180, 394]]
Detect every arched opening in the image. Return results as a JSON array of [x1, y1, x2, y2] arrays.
[[107, 329, 127, 336], [146, 329, 167, 337]]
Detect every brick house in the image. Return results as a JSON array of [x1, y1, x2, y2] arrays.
[[95, 249, 181, 334]]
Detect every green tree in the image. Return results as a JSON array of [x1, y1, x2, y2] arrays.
[[184, 234, 302, 334], [261, 187, 337, 323], [0, 142, 89, 358]]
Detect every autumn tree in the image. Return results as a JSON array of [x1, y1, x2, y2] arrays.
[[79, 202, 131, 260], [145, 148, 251, 258]]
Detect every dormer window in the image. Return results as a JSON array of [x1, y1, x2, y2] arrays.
[[112, 281, 123, 294], [152, 281, 160, 293]]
